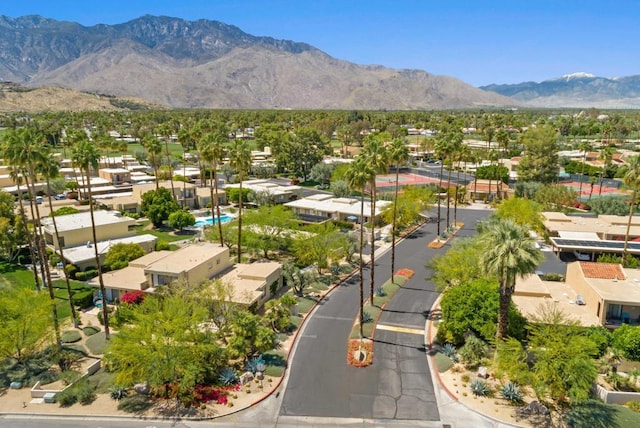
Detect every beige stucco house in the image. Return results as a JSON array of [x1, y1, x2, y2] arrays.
[[513, 261, 640, 328], [285, 193, 391, 224], [88, 242, 282, 308], [41, 210, 137, 251]]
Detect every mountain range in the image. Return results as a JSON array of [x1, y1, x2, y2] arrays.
[[481, 73, 640, 109], [0, 14, 516, 110]]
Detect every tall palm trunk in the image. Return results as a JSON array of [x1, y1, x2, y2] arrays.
[[212, 160, 224, 247], [496, 286, 513, 339], [454, 164, 460, 226], [358, 193, 365, 339], [446, 165, 452, 229], [46, 180, 79, 328], [391, 165, 400, 284], [86, 173, 110, 339], [164, 139, 176, 204], [25, 172, 61, 349], [182, 146, 187, 209], [16, 179, 41, 290], [237, 180, 243, 263], [436, 162, 444, 235], [369, 181, 376, 305], [622, 187, 637, 266]]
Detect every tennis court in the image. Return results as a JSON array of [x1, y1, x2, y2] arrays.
[[374, 173, 452, 193], [562, 181, 628, 201]]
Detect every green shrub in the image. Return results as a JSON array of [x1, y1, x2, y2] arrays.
[[61, 330, 82, 344], [65, 264, 78, 279], [73, 290, 95, 309], [539, 273, 565, 282], [55, 387, 78, 406], [85, 332, 107, 355], [155, 239, 170, 251], [613, 324, 640, 361], [626, 400, 640, 413], [74, 378, 97, 405], [459, 335, 488, 368], [434, 352, 453, 373], [117, 395, 153, 413], [75, 270, 98, 281], [83, 326, 101, 337]]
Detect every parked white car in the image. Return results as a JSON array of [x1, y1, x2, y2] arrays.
[[573, 250, 590, 261]]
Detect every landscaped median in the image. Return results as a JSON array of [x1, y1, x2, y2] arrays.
[[428, 222, 464, 249], [346, 268, 415, 367]]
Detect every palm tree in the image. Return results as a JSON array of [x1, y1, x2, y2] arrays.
[[479, 219, 544, 339], [388, 138, 409, 283], [577, 141, 593, 202], [141, 133, 163, 190], [71, 137, 111, 340], [157, 122, 177, 203], [345, 159, 373, 338], [38, 155, 79, 328], [361, 135, 389, 304], [433, 133, 450, 236], [229, 140, 252, 263], [3, 127, 62, 348], [454, 144, 471, 225], [198, 131, 227, 246], [495, 129, 510, 202], [622, 155, 640, 266], [177, 127, 192, 209]]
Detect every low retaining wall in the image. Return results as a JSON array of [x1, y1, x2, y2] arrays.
[[594, 383, 640, 405], [30, 358, 101, 398]]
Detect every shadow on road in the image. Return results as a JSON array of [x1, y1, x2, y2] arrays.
[[373, 338, 426, 352]]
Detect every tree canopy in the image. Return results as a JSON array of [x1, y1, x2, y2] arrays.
[[140, 187, 181, 228]]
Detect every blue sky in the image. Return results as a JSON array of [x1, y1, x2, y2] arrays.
[[2, 1, 639, 86]]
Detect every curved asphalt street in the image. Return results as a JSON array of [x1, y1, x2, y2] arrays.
[[278, 207, 491, 425]]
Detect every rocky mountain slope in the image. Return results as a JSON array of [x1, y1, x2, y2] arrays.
[[481, 73, 640, 108], [0, 14, 517, 110]]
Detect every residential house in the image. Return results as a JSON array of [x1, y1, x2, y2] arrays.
[[513, 261, 640, 328], [285, 193, 391, 224], [225, 179, 303, 205], [88, 242, 282, 308], [41, 210, 137, 251]]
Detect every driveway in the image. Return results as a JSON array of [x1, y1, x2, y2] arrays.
[[280, 207, 491, 422]]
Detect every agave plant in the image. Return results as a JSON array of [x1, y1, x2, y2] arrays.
[[361, 311, 373, 323], [470, 379, 489, 397], [245, 355, 266, 374], [109, 386, 128, 401], [375, 287, 387, 297], [219, 367, 239, 385], [441, 343, 459, 362], [500, 382, 523, 404]]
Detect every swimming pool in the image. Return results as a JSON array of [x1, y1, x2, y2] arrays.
[[194, 214, 234, 227]]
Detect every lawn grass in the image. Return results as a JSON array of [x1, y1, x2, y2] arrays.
[[133, 221, 185, 243], [565, 400, 640, 427], [612, 404, 640, 426], [349, 304, 382, 339]]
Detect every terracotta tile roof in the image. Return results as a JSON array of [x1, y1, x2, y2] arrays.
[[580, 262, 625, 280]]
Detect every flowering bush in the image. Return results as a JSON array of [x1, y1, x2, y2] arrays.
[[193, 385, 230, 405], [347, 339, 373, 367], [395, 268, 415, 279], [120, 290, 145, 305]]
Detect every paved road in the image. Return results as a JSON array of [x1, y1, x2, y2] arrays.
[[280, 207, 491, 424]]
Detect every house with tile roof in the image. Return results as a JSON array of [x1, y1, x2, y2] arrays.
[[513, 261, 640, 328]]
